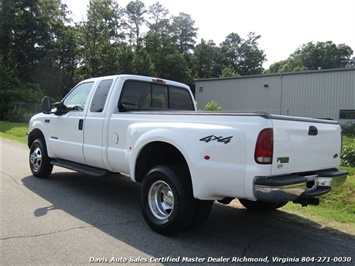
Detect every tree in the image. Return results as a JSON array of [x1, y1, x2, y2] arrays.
[[145, 2, 173, 57], [347, 56, 355, 67], [145, 1, 172, 49], [80, 0, 124, 77], [220, 32, 266, 75], [147, 1, 170, 35], [34, 2, 80, 98], [125, 0, 146, 48], [267, 41, 354, 73], [0, 0, 61, 82], [171, 13, 198, 54], [0, 0, 75, 118], [116, 43, 134, 74], [266, 57, 306, 74], [191, 39, 222, 78], [292, 41, 353, 70], [237, 32, 266, 75], [56, 24, 81, 95], [132, 48, 154, 76], [220, 66, 239, 77], [151, 44, 191, 84], [144, 3, 192, 83]]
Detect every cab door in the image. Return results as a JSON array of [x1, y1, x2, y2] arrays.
[[48, 82, 94, 164], [83, 79, 113, 168]]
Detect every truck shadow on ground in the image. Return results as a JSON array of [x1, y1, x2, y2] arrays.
[[22, 170, 355, 262]]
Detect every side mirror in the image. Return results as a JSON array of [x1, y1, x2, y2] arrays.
[[41, 96, 52, 114], [53, 101, 66, 115]]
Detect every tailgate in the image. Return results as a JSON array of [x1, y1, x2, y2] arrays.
[[270, 115, 342, 175]]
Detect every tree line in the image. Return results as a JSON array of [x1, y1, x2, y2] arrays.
[[0, 0, 354, 121]]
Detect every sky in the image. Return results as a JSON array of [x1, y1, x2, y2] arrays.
[[64, 0, 355, 69]]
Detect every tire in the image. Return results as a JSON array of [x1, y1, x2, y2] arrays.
[[239, 199, 287, 212], [140, 165, 196, 235], [29, 139, 53, 178]]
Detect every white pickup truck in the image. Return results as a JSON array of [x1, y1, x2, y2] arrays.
[[27, 74, 348, 234]]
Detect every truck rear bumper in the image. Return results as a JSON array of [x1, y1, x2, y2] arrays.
[[254, 169, 348, 203]]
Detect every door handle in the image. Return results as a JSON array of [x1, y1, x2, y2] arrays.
[[78, 119, 84, 130]]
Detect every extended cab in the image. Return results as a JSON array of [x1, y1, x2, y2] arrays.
[[27, 75, 348, 234]]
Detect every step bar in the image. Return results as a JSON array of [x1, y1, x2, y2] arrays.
[[51, 159, 109, 177]]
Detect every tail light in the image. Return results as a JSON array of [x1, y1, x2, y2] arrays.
[[255, 128, 273, 164]]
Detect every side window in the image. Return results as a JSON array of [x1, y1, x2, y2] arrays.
[[63, 82, 94, 111], [152, 84, 168, 108], [169, 86, 194, 110], [119, 81, 151, 107], [90, 79, 113, 112], [119, 80, 194, 111]]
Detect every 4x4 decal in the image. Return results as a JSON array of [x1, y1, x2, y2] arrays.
[[199, 135, 233, 144]]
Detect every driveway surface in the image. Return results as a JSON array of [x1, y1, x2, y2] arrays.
[[1, 138, 354, 265]]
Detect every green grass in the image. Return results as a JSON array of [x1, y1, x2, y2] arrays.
[[320, 167, 355, 214], [276, 165, 355, 235], [283, 168, 354, 216], [0, 121, 28, 144]]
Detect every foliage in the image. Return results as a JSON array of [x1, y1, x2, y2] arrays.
[[347, 57, 355, 67], [80, 0, 124, 77], [6, 106, 29, 123], [125, 0, 146, 48], [0, 0, 354, 123], [0, 58, 43, 120], [205, 100, 222, 111], [191, 39, 222, 78], [292, 41, 353, 70], [171, 12, 198, 54], [341, 138, 355, 167], [266, 57, 307, 74], [220, 66, 239, 77], [0, 0, 78, 118], [341, 126, 355, 167], [267, 41, 354, 73], [220, 32, 266, 76]]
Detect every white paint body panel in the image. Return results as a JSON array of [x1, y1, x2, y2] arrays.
[[29, 75, 343, 201]]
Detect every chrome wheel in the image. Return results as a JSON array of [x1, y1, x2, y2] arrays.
[[29, 139, 53, 178], [30, 147, 42, 172], [148, 180, 174, 220], [141, 165, 196, 234]]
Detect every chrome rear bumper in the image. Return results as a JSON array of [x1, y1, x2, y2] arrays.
[[255, 169, 348, 203]]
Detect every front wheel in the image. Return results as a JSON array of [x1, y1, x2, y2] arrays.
[[29, 139, 53, 178], [140, 165, 196, 235]]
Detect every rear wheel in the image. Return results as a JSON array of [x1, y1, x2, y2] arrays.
[[140, 165, 196, 235], [29, 139, 53, 178], [239, 199, 287, 212]]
